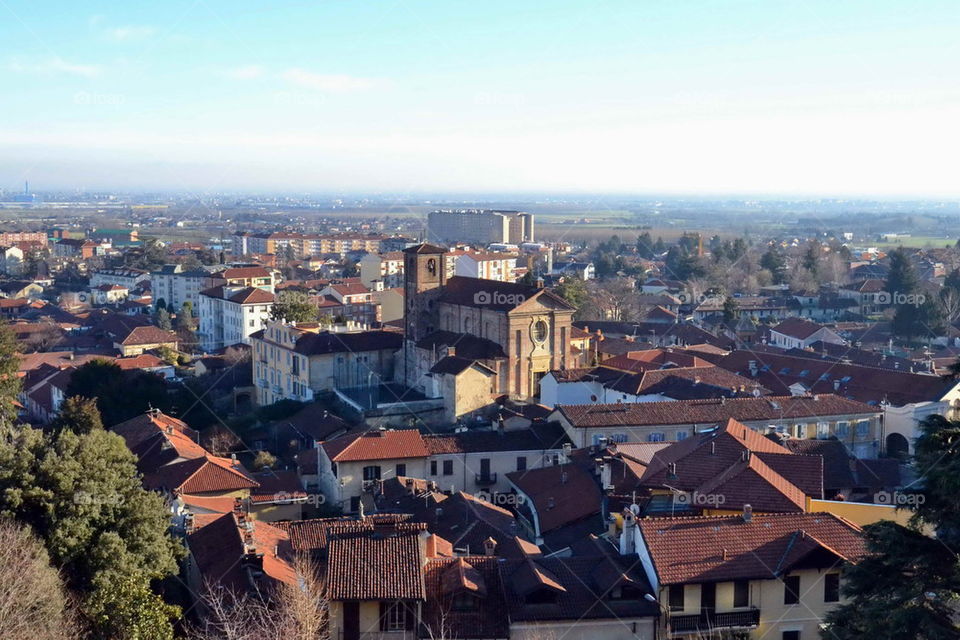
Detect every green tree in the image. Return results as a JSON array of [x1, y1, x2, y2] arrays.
[[270, 291, 319, 323], [155, 308, 173, 331], [553, 277, 589, 317], [86, 573, 180, 640], [886, 247, 920, 297], [0, 426, 183, 637], [821, 414, 960, 639], [722, 296, 739, 323], [0, 322, 22, 431], [759, 248, 787, 284], [50, 396, 104, 436], [66, 360, 171, 426]]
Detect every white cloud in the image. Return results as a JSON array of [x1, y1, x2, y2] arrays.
[[280, 68, 377, 92], [107, 25, 155, 41], [6, 56, 101, 78], [225, 64, 265, 80]]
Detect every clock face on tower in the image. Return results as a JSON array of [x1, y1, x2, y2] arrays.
[[532, 319, 548, 343]]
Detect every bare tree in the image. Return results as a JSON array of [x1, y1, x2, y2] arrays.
[[188, 554, 328, 640], [0, 519, 76, 640], [588, 278, 639, 322]]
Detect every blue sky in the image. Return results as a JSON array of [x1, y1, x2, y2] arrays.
[[2, 0, 959, 195]]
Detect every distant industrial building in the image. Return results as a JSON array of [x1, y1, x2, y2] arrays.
[[427, 209, 534, 246]]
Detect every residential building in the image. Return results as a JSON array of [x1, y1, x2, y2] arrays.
[[89, 267, 150, 290], [250, 320, 403, 406], [359, 251, 405, 288], [623, 508, 866, 640], [768, 318, 846, 350], [428, 209, 534, 245], [0, 245, 24, 275], [552, 394, 882, 457], [198, 285, 275, 351], [454, 251, 518, 282]]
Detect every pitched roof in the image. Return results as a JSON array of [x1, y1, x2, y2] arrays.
[[325, 524, 426, 601], [416, 330, 507, 360], [423, 423, 571, 455], [771, 317, 829, 340], [293, 330, 402, 356], [638, 512, 866, 584], [422, 556, 510, 639], [439, 276, 574, 312], [506, 463, 602, 534], [321, 429, 430, 463], [557, 394, 877, 429]]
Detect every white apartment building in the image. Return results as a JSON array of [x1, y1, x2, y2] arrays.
[[198, 285, 275, 352], [89, 267, 150, 290], [454, 251, 518, 282], [359, 251, 405, 288]]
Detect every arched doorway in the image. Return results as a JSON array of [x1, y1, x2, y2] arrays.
[[886, 432, 909, 459]]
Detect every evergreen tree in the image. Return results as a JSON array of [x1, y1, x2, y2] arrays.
[[270, 291, 319, 323], [760, 248, 787, 284], [886, 247, 920, 297], [821, 414, 960, 639], [50, 396, 104, 436], [0, 322, 22, 430], [553, 277, 589, 317], [155, 308, 173, 331]]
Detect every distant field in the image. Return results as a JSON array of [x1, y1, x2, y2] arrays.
[[873, 235, 955, 248]]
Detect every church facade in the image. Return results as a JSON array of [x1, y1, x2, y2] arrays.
[[399, 243, 576, 422]]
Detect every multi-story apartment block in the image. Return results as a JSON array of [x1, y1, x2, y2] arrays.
[[0, 231, 47, 248], [359, 251, 405, 288], [428, 209, 534, 246], [453, 250, 518, 282], [152, 264, 274, 311], [89, 267, 151, 290], [198, 285, 275, 352], [250, 319, 403, 406], [232, 232, 391, 258]]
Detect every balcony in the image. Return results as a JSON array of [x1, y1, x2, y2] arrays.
[[474, 473, 498, 486], [669, 608, 760, 634]]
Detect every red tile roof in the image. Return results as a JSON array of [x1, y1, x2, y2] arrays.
[[325, 524, 427, 601], [322, 429, 429, 463], [637, 512, 866, 585], [557, 394, 877, 429]]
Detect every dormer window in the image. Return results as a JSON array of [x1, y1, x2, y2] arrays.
[[452, 592, 479, 611]]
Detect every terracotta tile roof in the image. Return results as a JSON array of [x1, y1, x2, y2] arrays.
[[325, 524, 426, 601], [506, 463, 602, 534], [187, 512, 295, 593], [115, 353, 166, 370], [146, 455, 259, 495], [692, 348, 956, 406], [218, 266, 272, 279], [422, 556, 510, 639], [439, 276, 574, 312], [328, 282, 371, 296], [249, 470, 307, 504], [111, 409, 198, 449], [634, 419, 824, 512], [501, 552, 659, 622], [321, 429, 429, 463], [771, 317, 829, 340], [557, 394, 877, 429], [637, 512, 867, 585]]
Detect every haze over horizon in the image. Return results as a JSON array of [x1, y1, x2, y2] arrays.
[[3, 0, 960, 197]]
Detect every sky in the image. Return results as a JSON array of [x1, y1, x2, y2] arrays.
[[1, 0, 959, 196]]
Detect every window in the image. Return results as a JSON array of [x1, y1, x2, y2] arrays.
[[532, 320, 548, 342], [516, 456, 527, 471], [430, 460, 438, 476], [362, 466, 381, 481], [395, 463, 406, 477], [783, 575, 800, 605], [668, 585, 684, 611], [818, 422, 833, 438], [648, 432, 666, 442], [442, 460, 454, 476], [824, 573, 840, 603], [733, 580, 749, 607], [676, 431, 688, 441], [380, 601, 409, 631], [856, 420, 870, 437]]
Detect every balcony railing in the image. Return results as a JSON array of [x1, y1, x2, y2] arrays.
[[670, 608, 761, 634], [474, 473, 498, 486]]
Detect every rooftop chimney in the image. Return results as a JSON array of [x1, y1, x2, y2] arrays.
[[483, 537, 497, 556], [742, 504, 753, 523]]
